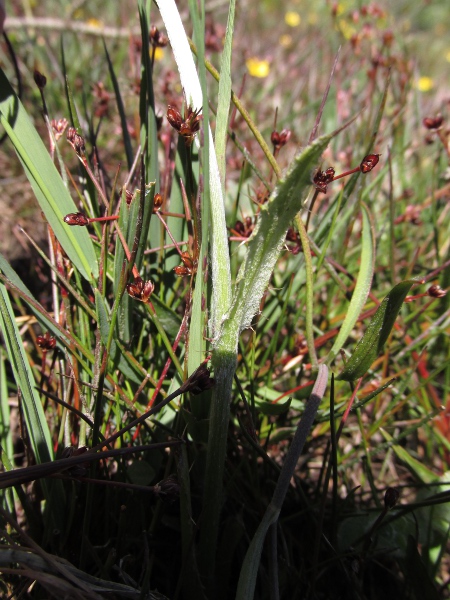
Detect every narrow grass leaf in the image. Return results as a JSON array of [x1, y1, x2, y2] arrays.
[[156, 0, 231, 335], [337, 280, 415, 381], [104, 40, 134, 171], [236, 365, 328, 599], [215, 0, 236, 186], [0, 285, 52, 465], [380, 429, 436, 484], [327, 203, 375, 365], [0, 68, 98, 281], [221, 132, 333, 348]]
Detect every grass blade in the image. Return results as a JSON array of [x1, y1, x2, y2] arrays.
[[215, 0, 236, 187], [104, 39, 134, 171], [236, 365, 328, 599], [0, 68, 98, 281], [156, 0, 232, 336], [338, 280, 415, 381], [0, 283, 53, 465], [326, 202, 376, 365]]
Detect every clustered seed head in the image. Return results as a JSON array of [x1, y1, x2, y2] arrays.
[[423, 115, 444, 130], [271, 128, 291, 150], [153, 474, 180, 503], [66, 127, 86, 156], [230, 217, 254, 239], [153, 193, 164, 211], [33, 69, 47, 90], [92, 81, 111, 118], [286, 226, 302, 254], [63, 212, 90, 226], [51, 118, 69, 141], [313, 167, 335, 193], [167, 105, 202, 146], [150, 25, 169, 48], [126, 277, 154, 303], [384, 487, 400, 510], [181, 362, 215, 395], [174, 252, 197, 277], [125, 189, 133, 205], [427, 284, 447, 298], [36, 331, 57, 350], [360, 153, 380, 173]]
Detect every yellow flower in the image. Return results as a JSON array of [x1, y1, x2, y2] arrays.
[[86, 18, 104, 29], [445, 50, 450, 63], [337, 19, 356, 39], [153, 47, 164, 61], [285, 11, 301, 27], [416, 77, 434, 92], [246, 57, 270, 78], [279, 34, 293, 48]]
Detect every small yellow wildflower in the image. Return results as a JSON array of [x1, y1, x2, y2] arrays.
[[246, 57, 270, 78], [86, 18, 104, 29], [337, 19, 356, 40], [279, 34, 293, 48], [416, 77, 434, 92], [285, 11, 301, 27], [153, 47, 164, 61], [445, 50, 450, 63]]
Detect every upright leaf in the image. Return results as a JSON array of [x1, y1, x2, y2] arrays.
[[0, 68, 98, 281], [338, 280, 415, 381], [327, 203, 376, 364]]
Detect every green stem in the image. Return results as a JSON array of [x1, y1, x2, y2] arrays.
[[188, 38, 281, 179], [198, 348, 237, 589], [295, 215, 319, 370]]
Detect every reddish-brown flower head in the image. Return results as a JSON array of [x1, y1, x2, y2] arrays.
[[63, 212, 90, 226], [126, 277, 154, 303], [360, 153, 380, 173], [51, 118, 69, 141], [66, 127, 86, 156], [384, 487, 400, 510], [313, 167, 335, 193], [36, 331, 57, 351], [150, 25, 169, 48], [153, 193, 164, 211], [423, 115, 444, 130], [33, 70, 47, 90], [427, 284, 446, 299], [174, 252, 197, 277], [167, 105, 202, 146], [271, 128, 292, 150]]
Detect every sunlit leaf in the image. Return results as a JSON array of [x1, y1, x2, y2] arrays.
[[337, 280, 415, 381]]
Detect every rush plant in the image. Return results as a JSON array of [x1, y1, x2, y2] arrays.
[[0, 1, 449, 599]]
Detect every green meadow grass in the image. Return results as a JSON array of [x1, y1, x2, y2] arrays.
[[0, 1, 449, 598]]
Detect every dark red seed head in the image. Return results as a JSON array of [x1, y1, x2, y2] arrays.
[[384, 487, 400, 510], [153, 193, 164, 210], [360, 153, 380, 173], [423, 115, 444, 130], [36, 332, 57, 350], [126, 277, 154, 303], [66, 127, 86, 155], [63, 212, 89, 226], [427, 284, 446, 298], [33, 70, 47, 90]]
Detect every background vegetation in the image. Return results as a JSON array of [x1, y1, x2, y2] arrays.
[[0, 0, 449, 598]]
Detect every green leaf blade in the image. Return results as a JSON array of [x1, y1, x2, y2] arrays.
[[222, 132, 333, 348], [337, 280, 415, 381], [0, 67, 98, 281], [327, 202, 376, 365]]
